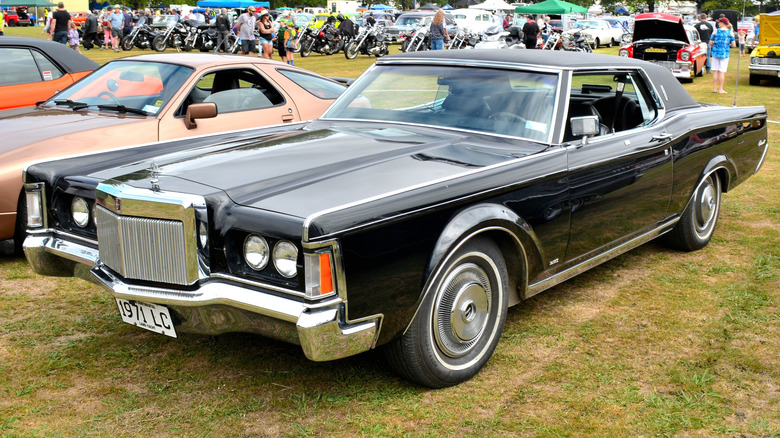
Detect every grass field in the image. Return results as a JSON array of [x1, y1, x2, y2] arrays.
[[1, 26, 778, 437]]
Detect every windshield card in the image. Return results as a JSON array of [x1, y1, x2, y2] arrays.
[[142, 105, 161, 114], [116, 299, 177, 338]]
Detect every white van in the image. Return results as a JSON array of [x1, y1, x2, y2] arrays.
[[451, 8, 500, 33]]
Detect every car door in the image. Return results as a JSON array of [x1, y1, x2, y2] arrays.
[[159, 65, 301, 141], [563, 70, 673, 264], [0, 47, 79, 110]]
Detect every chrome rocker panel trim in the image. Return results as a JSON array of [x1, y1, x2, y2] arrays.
[[91, 264, 381, 362]]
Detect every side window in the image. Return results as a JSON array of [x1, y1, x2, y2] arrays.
[[276, 69, 345, 99], [182, 68, 284, 115], [565, 71, 658, 142], [0, 48, 47, 86], [31, 51, 65, 81]]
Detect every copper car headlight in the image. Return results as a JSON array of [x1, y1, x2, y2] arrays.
[[71, 196, 90, 228], [244, 234, 270, 271], [273, 240, 299, 278]]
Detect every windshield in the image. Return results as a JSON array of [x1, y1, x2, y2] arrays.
[[42, 61, 193, 116], [323, 65, 558, 142], [396, 15, 426, 26], [574, 21, 599, 29]]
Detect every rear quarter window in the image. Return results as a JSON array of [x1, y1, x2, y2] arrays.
[[276, 69, 346, 99]]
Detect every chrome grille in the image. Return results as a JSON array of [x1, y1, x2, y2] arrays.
[[652, 60, 677, 70], [755, 57, 780, 66], [96, 205, 189, 285]]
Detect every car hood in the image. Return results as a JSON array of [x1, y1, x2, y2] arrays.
[[0, 107, 149, 156], [95, 121, 546, 224], [633, 15, 688, 43], [759, 14, 780, 46]]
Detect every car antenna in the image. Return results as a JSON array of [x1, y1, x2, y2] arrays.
[[733, 49, 741, 107]]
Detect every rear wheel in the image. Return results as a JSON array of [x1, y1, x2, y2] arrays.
[[665, 172, 721, 251], [595, 37, 600, 48], [384, 236, 509, 388]]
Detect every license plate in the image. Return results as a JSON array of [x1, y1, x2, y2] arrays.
[[115, 299, 177, 338]]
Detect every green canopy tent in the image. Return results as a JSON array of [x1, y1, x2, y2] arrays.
[[514, 0, 587, 14], [1, 0, 58, 27]]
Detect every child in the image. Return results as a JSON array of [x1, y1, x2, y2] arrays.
[[738, 29, 746, 56], [68, 21, 82, 53]]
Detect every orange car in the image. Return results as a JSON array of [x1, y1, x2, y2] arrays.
[[70, 11, 90, 27], [0, 53, 347, 252], [0, 37, 97, 111]]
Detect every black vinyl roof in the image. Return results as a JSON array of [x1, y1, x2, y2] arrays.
[[382, 49, 698, 111], [1, 37, 99, 73]]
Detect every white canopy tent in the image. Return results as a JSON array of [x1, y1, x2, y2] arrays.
[[468, 0, 515, 12]]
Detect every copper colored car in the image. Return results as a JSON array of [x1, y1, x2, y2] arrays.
[[0, 54, 346, 252]]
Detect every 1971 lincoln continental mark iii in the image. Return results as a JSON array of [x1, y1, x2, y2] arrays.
[[23, 51, 769, 387]]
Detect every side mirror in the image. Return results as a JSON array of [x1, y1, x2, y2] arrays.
[[184, 102, 218, 130], [570, 115, 600, 138]]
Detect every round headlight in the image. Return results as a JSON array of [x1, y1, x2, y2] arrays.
[[273, 241, 299, 278], [244, 234, 269, 271], [680, 51, 691, 61], [198, 222, 208, 248], [619, 49, 629, 57], [750, 56, 759, 65], [71, 196, 90, 228]]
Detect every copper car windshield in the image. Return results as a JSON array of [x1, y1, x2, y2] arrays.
[[323, 65, 559, 142], [43, 61, 193, 116]]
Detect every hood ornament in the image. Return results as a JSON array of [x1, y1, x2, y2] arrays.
[[149, 161, 161, 192]]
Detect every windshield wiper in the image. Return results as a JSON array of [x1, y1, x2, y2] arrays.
[[97, 104, 148, 116], [54, 99, 90, 110]]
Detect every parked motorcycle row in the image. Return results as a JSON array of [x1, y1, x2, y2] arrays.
[[401, 25, 595, 53]]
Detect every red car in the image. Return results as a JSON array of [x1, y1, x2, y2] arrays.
[[70, 11, 90, 27], [3, 9, 32, 26], [619, 13, 708, 82]]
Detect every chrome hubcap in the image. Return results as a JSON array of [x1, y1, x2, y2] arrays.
[[695, 181, 717, 232], [434, 263, 492, 358]]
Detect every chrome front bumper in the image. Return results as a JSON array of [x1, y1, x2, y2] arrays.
[[748, 64, 780, 77], [24, 232, 381, 362]]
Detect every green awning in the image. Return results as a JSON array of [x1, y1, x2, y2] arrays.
[[515, 0, 588, 14], [0, 0, 57, 6]]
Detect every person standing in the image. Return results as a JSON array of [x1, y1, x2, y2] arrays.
[[366, 11, 376, 27], [429, 9, 449, 50], [109, 5, 124, 52], [695, 13, 714, 74], [41, 8, 54, 39], [0, 10, 5, 36], [710, 17, 736, 94], [257, 10, 274, 59], [67, 20, 81, 53], [49, 2, 72, 45], [100, 8, 111, 49], [522, 16, 539, 49], [236, 6, 257, 55], [213, 8, 231, 53], [82, 10, 99, 50], [122, 7, 133, 37]]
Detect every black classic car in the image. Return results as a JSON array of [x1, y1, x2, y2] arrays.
[[23, 51, 769, 388]]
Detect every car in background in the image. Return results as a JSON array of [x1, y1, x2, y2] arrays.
[[3, 8, 32, 26], [385, 11, 457, 41], [0, 54, 346, 253], [0, 37, 97, 111], [23, 50, 768, 388], [619, 13, 707, 82], [564, 19, 624, 47], [451, 8, 499, 33], [749, 13, 780, 85], [70, 11, 90, 26]]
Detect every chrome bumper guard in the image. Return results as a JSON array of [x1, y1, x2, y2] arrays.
[[24, 232, 99, 281], [90, 263, 380, 362]]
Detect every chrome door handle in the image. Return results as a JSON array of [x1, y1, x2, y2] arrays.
[[651, 132, 673, 142]]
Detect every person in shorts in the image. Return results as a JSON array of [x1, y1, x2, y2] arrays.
[[709, 17, 736, 94], [109, 5, 125, 52], [236, 6, 257, 55], [257, 10, 274, 59]]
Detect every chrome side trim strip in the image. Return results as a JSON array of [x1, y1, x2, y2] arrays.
[[524, 218, 679, 298], [755, 139, 769, 174]]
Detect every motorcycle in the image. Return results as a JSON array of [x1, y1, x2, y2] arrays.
[[344, 25, 389, 59], [290, 25, 311, 53], [400, 26, 429, 52], [181, 19, 219, 52], [447, 30, 479, 50], [152, 18, 188, 52], [473, 25, 524, 50], [120, 16, 157, 51], [561, 30, 592, 53], [300, 23, 342, 56]]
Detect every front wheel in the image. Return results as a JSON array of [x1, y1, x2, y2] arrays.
[[345, 40, 359, 59], [664, 172, 722, 251], [384, 236, 509, 388], [594, 37, 600, 48], [152, 35, 167, 52], [120, 35, 134, 51], [300, 38, 313, 57]]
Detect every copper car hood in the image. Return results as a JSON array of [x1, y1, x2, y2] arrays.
[[0, 108, 148, 156]]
